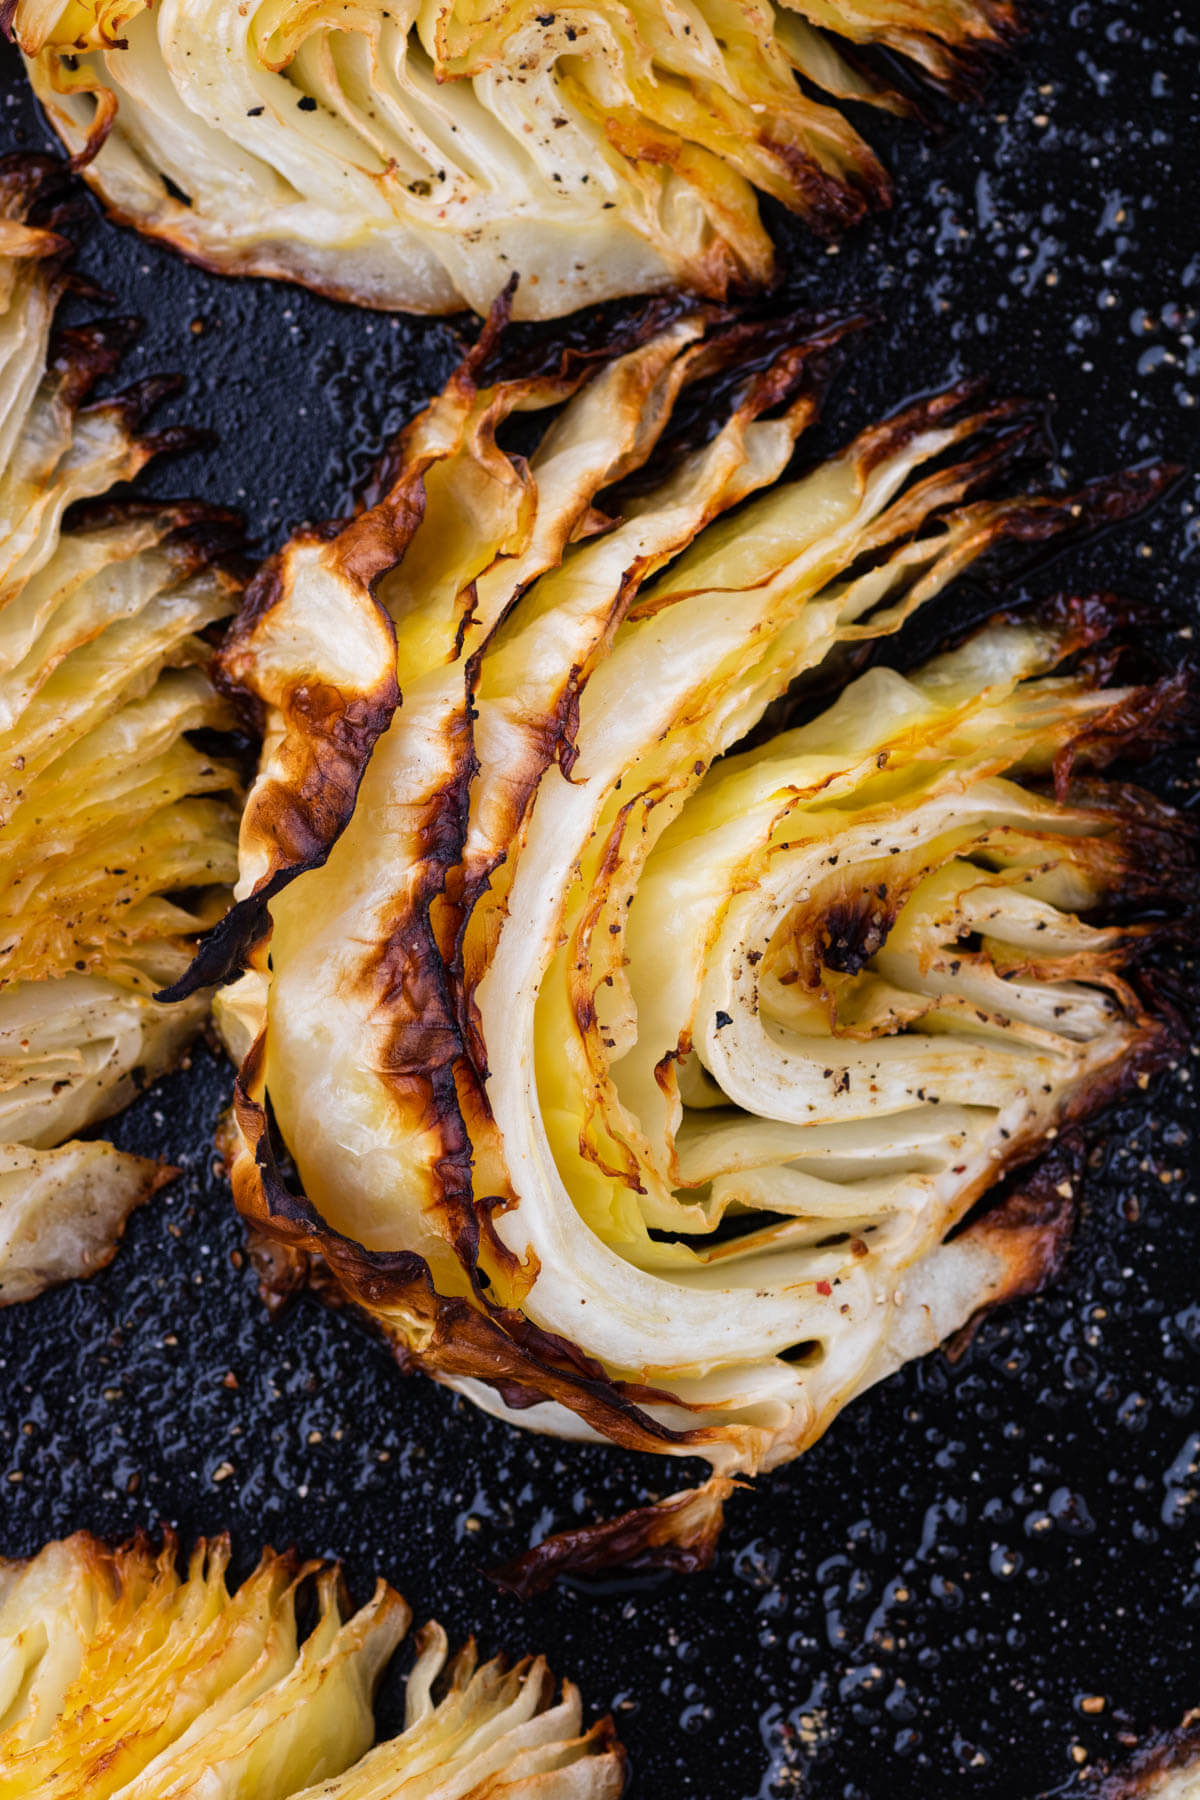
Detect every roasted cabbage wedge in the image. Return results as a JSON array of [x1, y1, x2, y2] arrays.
[[190, 308, 1185, 1583], [0, 1531, 625, 1798], [0, 154, 243, 1304], [11, 0, 1019, 317]]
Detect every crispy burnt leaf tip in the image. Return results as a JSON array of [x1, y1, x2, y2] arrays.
[[197, 299, 1188, 1589], [0, 153, 244, 1305], [491, 1474, 738, 1599], [14, 0, 1020, 317], [0, 1531, 626, 1798], [1040, 1707, 1200, 1799]]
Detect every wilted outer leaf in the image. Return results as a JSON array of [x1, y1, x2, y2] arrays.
[[12, 0, 1019, 317], [200, 302, 1185, 1580], [0, 154, 243, 1304], [0, 1533, 625, 1799]]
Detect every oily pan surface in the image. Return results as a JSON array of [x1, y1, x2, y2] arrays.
[[0, 4, 1198, 1796]]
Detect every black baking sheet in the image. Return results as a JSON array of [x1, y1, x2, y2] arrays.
[[1, 4, 1198, 1795]]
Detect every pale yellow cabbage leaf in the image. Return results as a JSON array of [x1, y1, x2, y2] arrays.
[[11, 0, 1019, 317]]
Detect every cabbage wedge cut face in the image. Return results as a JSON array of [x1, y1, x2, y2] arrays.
[[0, 1532, 625, 1799], [11, 0, 1018, 317], [200, 305, 1187, 1544], [0, 154, 244, 1304]]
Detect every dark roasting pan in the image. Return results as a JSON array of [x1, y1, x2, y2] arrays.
[[0, 5, 1197, 1794]]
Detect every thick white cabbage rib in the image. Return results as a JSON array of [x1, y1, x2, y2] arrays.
[[0, 1533, 624, 1799], [203, 307, 1184, 1586], [0, 155, 243, 1304], [12, 0, 1018, 317]]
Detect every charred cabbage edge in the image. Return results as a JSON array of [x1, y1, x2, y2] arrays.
[[11, 0, 1020, 317]]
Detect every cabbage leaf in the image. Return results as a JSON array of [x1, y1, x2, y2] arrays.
[[12, 0, 1019, 317], [198, 310, 1186, 1577], [0, 155, 243, 1304]]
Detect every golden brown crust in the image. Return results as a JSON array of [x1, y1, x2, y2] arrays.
[[0, 1529, 626, 1793]]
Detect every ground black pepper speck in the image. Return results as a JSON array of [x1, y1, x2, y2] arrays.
[[0, 5, 1197, 1796]]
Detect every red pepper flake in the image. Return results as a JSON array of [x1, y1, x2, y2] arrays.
[[816, 1279, 832, 1296]]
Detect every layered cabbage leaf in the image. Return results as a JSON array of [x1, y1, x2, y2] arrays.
[[11, 0, 1018, 316], [0, 1532, 624, 1798], [0, 155, 243, 1303], [193, 308, 1185, 1576]]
